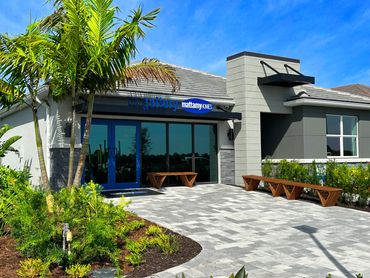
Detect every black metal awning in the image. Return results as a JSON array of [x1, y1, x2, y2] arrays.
[[258, 73, 315, 87], [258, 61, 315, 87], [76, 103, 242, 121]]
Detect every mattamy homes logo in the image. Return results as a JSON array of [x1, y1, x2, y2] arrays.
[[181, 98, 213, 114], [128, 96, 213, 114]]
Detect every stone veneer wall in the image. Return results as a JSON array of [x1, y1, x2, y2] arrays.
[[220, 148, 235, 184], [50, 148, 81, 190]]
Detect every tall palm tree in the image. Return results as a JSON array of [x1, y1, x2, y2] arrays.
[[0, 23, 53, 191], [47, 0, 179, 187]]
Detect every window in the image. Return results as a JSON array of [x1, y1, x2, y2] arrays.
[[326, 115, 358, 157]]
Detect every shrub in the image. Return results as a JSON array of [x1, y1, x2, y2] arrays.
[[5, 181, 129, 267], [124, 225, 179, 266], [16, 258, 50, 278], [125, 252, 143, 266], [0, 166, 31, 234], [146, 225, 163, 236], [65, 263, 92, 278], [275, 160, 309, 183], [262, 160, 370, 207], [155, 233, 179, 254], [326, 161, 370, 206], [261, 158, 273, 177]]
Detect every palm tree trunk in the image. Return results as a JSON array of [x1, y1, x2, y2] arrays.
[[73, 92, 94, 186], [32, 107, 50, 191], [67, 84, 77, 188]]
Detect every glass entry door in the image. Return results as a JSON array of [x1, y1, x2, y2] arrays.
[[83, 119, 140, 190]]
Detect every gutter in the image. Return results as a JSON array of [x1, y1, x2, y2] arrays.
[[284, 97, 370, 110]]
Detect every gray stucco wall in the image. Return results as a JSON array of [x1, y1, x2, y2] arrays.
[[262, 106, 370, 159], [220, 148, 235, 184], [301, 106, 370, 158], [261, 107, 304, 159], [50, 148, 80, 190]]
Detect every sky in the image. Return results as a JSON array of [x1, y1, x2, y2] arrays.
[[1, 0, 370, 88]]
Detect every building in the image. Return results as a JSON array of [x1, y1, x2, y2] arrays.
[[1, 51, 370, 189]]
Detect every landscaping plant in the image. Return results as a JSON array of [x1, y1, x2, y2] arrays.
[[0, 174, 180, 274], [65, 263, 92, 278], [262, 159, 370, 207], [0, 124, 21, 158], [16, 258, 50, 278], [0, 166, 31, 234], [43, 0, 179, 187]]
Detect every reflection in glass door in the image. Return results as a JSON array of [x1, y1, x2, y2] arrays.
[[84, 124, 109, 185], [115, 124, 138, 184], [83, 119, 140, 190]]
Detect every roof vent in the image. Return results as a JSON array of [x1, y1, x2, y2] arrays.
[[258, 61, 315, 87]]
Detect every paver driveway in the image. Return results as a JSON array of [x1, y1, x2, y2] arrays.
[[123, 184, 370, 278]]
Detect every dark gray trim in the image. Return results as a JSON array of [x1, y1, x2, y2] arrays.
[[76, 103, 242, 120], [258, 73, 315, 87], [226, 51, 300, 63]]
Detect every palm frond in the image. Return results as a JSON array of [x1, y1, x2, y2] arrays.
[[121, 59, 180, 92]]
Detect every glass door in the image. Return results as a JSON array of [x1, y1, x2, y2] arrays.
[[83, 119, 140, 190], [84, 122, 109, 185], [113, 122, 140, 188]]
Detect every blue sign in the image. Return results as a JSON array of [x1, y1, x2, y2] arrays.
[[128, 96, 213, 114], [181, 98, 213, 114]]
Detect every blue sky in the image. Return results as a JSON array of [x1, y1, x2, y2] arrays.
[[1, 0, 370, 88]]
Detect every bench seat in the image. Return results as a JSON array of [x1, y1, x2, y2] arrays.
[[242, 175, 342, 207], [147, 172, 198, 189]]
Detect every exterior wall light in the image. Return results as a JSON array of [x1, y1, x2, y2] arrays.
[[64, 122, 72, 138], [227, 128, 235, 141]]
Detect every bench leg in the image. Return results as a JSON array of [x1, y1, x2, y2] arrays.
[[243, 178, 260, 191], [148, 175, 166, 189], [317, 190, 341, 207], [283, 185, 303, 200], [268, 182, 284, 197], [180, 174, 197, 187]]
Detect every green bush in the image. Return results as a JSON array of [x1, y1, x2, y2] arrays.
[[65, 263, 91, 278], [16, 258, 50, 278], [0, 166, 31, 234], [275, 160, 309, 183], [262, 160, 370, 207], [326, 161, 370, 206], [5, 181, 129, 268]]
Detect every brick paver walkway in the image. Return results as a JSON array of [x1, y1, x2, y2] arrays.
[[122, 184, 370, 278]]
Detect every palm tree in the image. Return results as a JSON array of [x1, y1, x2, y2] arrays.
[[46, 0, 179, 187], [0, 23, 53, 191]]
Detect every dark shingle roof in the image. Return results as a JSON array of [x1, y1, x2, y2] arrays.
[[290, 84, 370, 104], [332, 84, 370, 98], [119, 64, 230, 100]]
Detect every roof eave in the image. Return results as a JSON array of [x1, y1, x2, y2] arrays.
[[284, 97, 370, 110]]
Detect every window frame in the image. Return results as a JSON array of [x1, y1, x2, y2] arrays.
[[326, 114, 359, 158]]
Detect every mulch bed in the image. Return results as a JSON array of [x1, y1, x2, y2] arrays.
[[0, 217, 202, 278]]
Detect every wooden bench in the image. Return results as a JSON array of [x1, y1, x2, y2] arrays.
[[147, 172, 198, 189], [242, 175, 343, 207]]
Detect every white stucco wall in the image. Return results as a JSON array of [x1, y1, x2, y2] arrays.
[[0, 105, 48, 185], [226, 53, 300, 185], [49, 96, 82, 148]]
